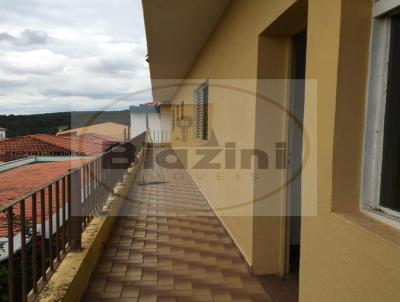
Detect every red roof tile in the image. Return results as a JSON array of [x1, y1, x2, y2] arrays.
[[0, 133, 119, 162], [0, 160, 89, 238], [0, 133, 121, 241], [0, 160, 84, 203]]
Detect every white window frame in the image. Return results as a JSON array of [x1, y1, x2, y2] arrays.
[[361, 0, 400, 228], [374, 0, 400, 17], [193, 82, 209, 141]]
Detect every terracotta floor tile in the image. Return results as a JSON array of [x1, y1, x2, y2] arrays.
[[139, 291, 157, 302], [82, 149, 273, 302], [158, 276, 174, 285], [105, 281, 123, 293], [121, 286, 140, 298], [88, 280, 106, 293], [174, 279, 192, 291], [158, 297, 177, 302], [142, 270, 158, 281], [127, 266, 143, 276], [96, 262, 113, 273], [212, 289, 232, 301], [112, 263, 127, 273], [98, 292, 121, 299]]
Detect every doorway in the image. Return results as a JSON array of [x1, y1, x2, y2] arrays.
[[285, 29, 307, 276]]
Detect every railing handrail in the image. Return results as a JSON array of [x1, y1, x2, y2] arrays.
[[0, 132, 145, 213]]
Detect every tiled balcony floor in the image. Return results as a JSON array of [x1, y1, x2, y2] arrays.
[[83, 149, 273, 302]]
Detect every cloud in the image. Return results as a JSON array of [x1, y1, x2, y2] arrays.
[[84, 43, 147, 76], [0, 79, 27, 89], [0, 49, 67, 75], [19, 29, 51, 45], [0, 0, 151, 114], [0, 32, 17, 43], [86, 56, 134, 75], [0, 29, 52, 46]]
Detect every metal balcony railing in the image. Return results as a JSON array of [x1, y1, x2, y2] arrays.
[[148, 129, 171, 144], [0, 132, 145, 302]]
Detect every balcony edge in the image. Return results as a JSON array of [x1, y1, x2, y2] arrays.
[[35, 151, 144, 302]]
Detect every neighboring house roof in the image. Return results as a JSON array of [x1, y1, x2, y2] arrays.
[[0, 133, 118, 162], [141, 101, 162, 106], [57, 122, 128, 141], [33, 134, 116, 155], [0, 160, 86, 205], [130, 105, 160, 113], [0, 160, 89, 257], [63, 132, 123, 143]]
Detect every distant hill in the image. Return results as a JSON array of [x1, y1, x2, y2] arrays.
[[0, 110, 130, 138]]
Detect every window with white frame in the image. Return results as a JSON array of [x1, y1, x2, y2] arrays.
[[193, 82, 209, 140], [362, 0, 400, 220]]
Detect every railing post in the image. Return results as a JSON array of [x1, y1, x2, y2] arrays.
[[7, 207, 15, 302], [70, 169, 82, 251]]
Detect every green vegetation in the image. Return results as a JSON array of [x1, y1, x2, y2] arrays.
[[0, 110, 130, 138]]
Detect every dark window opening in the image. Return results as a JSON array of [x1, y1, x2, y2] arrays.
[[193, 83, 208, 140], [380, 13, 400, 212]]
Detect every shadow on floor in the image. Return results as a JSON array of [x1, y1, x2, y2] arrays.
[[259, 275, 298, 302]]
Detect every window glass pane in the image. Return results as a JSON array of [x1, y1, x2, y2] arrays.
[[380, 14, 400, 212]]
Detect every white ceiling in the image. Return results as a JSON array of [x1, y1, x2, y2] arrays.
[[142, 0, 231, 102]]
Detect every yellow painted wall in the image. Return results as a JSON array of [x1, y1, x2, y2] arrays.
[[169, 0, 297, 273], [300, 0, 400, 301], [168, 0, 400, 300]]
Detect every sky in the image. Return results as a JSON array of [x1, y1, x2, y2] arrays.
[[0, 0, 152, 115]]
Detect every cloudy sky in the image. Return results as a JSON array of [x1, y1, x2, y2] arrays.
[[0, 0, 152, 115]]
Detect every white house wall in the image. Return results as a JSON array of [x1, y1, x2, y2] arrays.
[[130, 111, 171, 143], [130, 113, 148, 139]]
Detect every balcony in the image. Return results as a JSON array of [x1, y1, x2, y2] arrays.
[[83, 148, 271, 302], [1, 135, 297, 302], [83, 147, 298, 302]]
